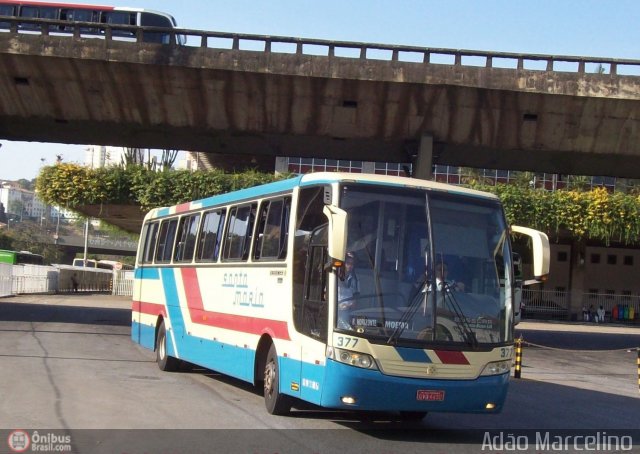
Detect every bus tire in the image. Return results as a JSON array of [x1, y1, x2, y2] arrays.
[[156, 321, 179, 372], [263, 344, 291, 415]]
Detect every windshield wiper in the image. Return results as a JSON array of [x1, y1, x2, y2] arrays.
[[441, 283, 479, 349], [386, 276, 429, 344]]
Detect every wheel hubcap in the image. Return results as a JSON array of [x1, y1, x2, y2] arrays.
[[264, 361, 276, 396]]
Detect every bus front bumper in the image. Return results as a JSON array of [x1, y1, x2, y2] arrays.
[[319, 359, 509, 414]]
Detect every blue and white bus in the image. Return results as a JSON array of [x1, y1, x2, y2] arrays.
[[131, 172, 549, 418]]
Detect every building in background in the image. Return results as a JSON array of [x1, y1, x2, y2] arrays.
[[0, 181, 72, 224], [177, 151, 215, 172]]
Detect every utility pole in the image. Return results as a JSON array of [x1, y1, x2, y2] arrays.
[[83, 218, 89, 265]]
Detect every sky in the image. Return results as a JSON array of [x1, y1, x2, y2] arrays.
[[1, 0, 640, 180]]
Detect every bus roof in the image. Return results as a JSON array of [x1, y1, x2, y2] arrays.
[[143, 172, 499, 223]]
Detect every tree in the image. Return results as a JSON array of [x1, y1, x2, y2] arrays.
[[0, 202, 7, 224], [6, 221, 63, 264], [121, 147, 146, 168], [160, 149, 179, 171], [8, 199, 24, 219], [0, 231, 11, 249], [16, 179, 34, 191]]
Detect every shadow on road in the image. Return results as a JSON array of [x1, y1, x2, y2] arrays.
[[0, 301, 130, 327], [189, 361, 640, 433]]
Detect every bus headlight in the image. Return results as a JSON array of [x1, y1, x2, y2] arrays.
[[480, 360, 511, 376], [326, 347, 378, 370]]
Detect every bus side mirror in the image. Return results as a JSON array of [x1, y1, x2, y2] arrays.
[[511, 225, 550, 284], [322, 205, 347, 262]]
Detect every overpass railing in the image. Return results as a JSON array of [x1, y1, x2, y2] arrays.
[[2, 16, 640, 76]]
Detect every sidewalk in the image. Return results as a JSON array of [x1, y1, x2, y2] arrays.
[[518, 320, 640, 335]]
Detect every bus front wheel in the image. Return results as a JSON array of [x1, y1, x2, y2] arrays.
[[264, 344, 291, 415], [156, 321, 180, 372]]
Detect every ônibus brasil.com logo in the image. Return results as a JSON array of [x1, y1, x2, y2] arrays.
[[7, 430, 72, 452], [7, 430, 30, 453]]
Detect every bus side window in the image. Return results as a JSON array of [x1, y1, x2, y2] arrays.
[[301, 225, 328, 341], [19, 6, 41, 30], [140, 11, 173, 44], [19, 5, 58, 29], [101, 11, 135, 38], [196, 209, 226, 262], [174, 213, 200, 263], [139, 222, 159, 264], [37, 7, 58, 20], [61, 8, 99, 33], [254, 197, 290, 261], [0, 5, 16, 28], [155, 219, 178, 263], [222, 203, 257, 262]]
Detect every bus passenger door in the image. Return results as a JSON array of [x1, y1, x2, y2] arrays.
[[298, 225, 329, 405]]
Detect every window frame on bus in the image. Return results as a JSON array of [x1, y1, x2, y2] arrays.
[[60, 7, 100, 33], [155, 218, 179, 264], [253, 196, 292, 262], [195, 208, 227, 263], [139, 221, 160, 265], [222, 203, 257, 262], [174, 213, 201, 263], [18, 4, 58, 30], [140, 11, 174, 44], [100, 10, 136, 38]]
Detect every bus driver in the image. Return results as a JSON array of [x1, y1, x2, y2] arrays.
[[337, 252, 360, 326]]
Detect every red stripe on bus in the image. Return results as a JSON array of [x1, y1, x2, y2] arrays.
[[132, 300, 166, 317], [180, 268, 291, 341], [434, 350, 470, 365], [175, 202, 192, 213]]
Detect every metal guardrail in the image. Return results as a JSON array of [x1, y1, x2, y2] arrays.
[[112, 269, 134, 296], [2, 15, 640, 76], [0, 264, 114, 295]]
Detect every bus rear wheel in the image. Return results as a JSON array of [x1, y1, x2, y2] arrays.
[[156, 320, 180, 372], [264, 344, 291, 415]]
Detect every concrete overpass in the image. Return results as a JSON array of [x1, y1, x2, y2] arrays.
[[55, 233, 137, 257], [1, 17, 640, 177]]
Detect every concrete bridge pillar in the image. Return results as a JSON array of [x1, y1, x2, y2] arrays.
[[413, 134, 433, 180]]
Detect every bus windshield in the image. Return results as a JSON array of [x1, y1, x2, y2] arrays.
[[336, 185, 513, 347]]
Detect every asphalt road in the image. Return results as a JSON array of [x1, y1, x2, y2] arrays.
[[1, 295, 639, 453]]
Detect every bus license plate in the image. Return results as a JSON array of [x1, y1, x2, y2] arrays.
[[416, 390, 445, 401]]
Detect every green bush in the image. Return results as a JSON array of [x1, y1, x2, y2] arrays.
[[475, 184, 640, 245], [36, 164, 283, 212]]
